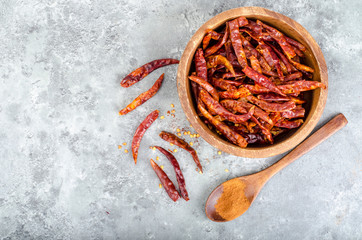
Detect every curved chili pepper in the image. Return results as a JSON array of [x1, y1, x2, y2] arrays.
[[224, 40, 241, 68], [245, 20, 263, 35], [229, 19, 247, 68], [159, 131, 203, 173], [257, 20, 296, 59], [257, 93, 290, 102], [154, 146, 189, 201], [281, 106, 305, 119], [150, 159, 180, 202], [247, 95, 296, 112], [266, 44, 292, 76], [243, 66, 286, 96], [120, 59, 178, 88], [243, 84, 271, 94], [195, 48, 208, 81], [205, 25, 229, 57], [275, 119, 303, 128], [223, 99, 273, 125], [285, 36, 306, 52], [212, 78, 237, 91], [278, 80, 326, 95], [241, 28, 273, 42], [291, 45, 304, 57], [240, 34, 259, 58], [132, 110, 159, 164], [218, 87, 251, 99], [202, 29, 221, 49], [189, 75, 219, 101], [222, 71, 245, 79], [289, 59, 314, 73], [200, 89, 254, 123], [119, 73, 164, 115], [284, 72, 303, 81], [223, 79, 244, 86], [251, 116, 273, 143], [258, 41, 284, 81], [198, 104, 248, 148], [206, 55, 236, 77], [220, 99, 248, 114], [250, 55, 262, 74]]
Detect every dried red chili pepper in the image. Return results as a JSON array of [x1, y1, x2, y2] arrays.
[[258, 41, 284, 81], [240, 34, 259, 58], [211, 78, 237, 91], [198, 104, 248, 148], [258, 55, 272, 71], [243, 66, 286, 96], [224, 99, 273, 125], [218, 87, 251, 99], [281, 106, 305, 119], [200, 89, 254, 123], [285, 36, 306, 52], [291, 45, 304, 57], [205, 25, 229, 57], [223, 79, 244, 86], [195, 48, 208, 81], [247, 95, 296, 112], [224, 40, 241, 68], [245, 20, 263, 35], [189, 75, 219, 101], [257, 93, 290, 102], [257, 20, 296, 59], [250, 55, 262, 74], [121, 59, 178, 88], [150, 159, 180, 202], [236, 16, 248, 27], [131, 110, 159, 164], [284, 72, 303, 81], [202, 29, 221, 49], [275, 119, 303, 128], [220, 99, 248, 114], [119, 73, 164, 115], [159, 131, 203, 173], [289, 59, 314, 73], [222, 71, 245, 79], [154, 146, 189, 201], [251, 116, 273, 143], [243, 84, 271, 94], [278, 80, 326, 95], [206, 55, 236, 77], [229, 19, 248, 68], [244, 133, 267, 144]]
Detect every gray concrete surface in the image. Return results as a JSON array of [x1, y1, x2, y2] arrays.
[[0, 0, 361, 239]]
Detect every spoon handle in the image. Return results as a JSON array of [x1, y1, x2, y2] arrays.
[[260, 113, 348, 180]]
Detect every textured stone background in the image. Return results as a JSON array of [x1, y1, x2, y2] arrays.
[[0, 0, 361, 239]]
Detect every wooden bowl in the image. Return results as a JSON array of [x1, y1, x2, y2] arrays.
[[177, 7, 328, 158]]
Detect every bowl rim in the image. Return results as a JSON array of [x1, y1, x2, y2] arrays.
[[177, 6, 328, 158]]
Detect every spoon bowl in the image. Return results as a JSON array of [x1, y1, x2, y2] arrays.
[[205, 114, 348, 222]]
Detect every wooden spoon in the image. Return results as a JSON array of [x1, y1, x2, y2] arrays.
[[205, 114, 348, 222]]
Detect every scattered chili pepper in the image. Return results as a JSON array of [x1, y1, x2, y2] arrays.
[[154, 146, 189, 201], [131, 110, 159, 164], [119, 73, 164, 115], [159, 131, 203, 173], [120, 59, 178, 88], [150, 159, 180, 202]]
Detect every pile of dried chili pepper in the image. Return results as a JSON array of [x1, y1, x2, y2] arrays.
[[190, 17, 326, 146]]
